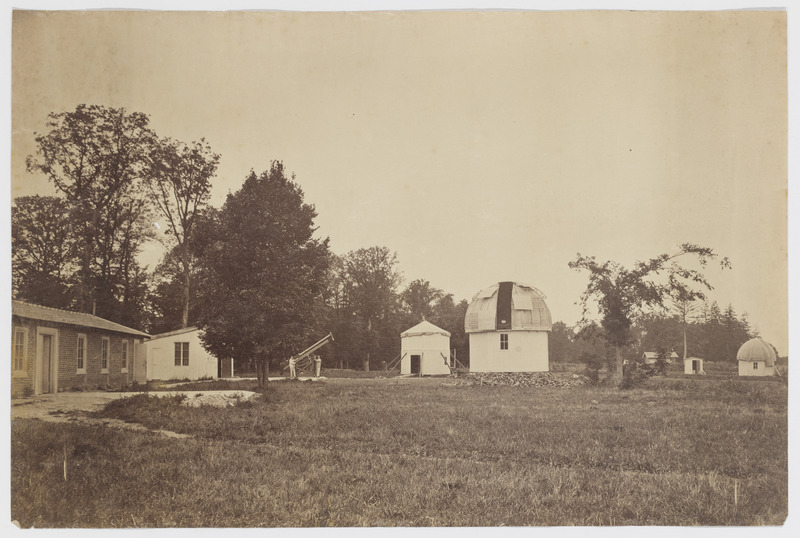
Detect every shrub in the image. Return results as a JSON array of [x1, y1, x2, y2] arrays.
[[620, 360, 655, 389]]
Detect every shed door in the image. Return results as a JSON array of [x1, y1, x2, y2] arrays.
[[692, 360, 699, 373], [41, 334, 54, 394], [410, 355, 421, 375]]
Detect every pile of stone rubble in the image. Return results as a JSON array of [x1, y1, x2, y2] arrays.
[[449, 371, 588, 388]]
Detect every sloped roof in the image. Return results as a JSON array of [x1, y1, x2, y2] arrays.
[[12, 300, 149, 338], [643, 352, 679, 359], [736, 338, 777, 365], [148, 326, 200, 342], [401, 320, 450, 338], [464, 281, 552, 333]]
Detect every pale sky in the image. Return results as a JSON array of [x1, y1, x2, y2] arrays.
[[8, 4, 790, 354]]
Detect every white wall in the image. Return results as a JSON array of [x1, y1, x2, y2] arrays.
[[738, 360, 775, 377], [684, 358, 704, 375], [144, 330, 218, 381], [469, 331, 549, 373], [400, 333, 451, 375]]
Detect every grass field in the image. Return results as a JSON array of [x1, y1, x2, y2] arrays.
[[10, 374, 787, 527]]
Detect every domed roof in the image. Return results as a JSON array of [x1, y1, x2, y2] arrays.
[[401, 320, 450, 338], [465, 281, 552, 333], [736, 337, 777, 365]]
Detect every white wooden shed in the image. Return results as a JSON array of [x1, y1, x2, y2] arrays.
[[400, 321, 451, 376], [464, 281, 552, 373], [737, 337, 777, 377], [141, 327, 218, 381], [684, 357, 705, 375]]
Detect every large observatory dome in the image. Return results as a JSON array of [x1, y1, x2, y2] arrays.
[[736, 338, 777, 366], [465, 281, 552, 333]]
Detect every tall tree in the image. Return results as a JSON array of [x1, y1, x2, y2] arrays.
[[569, 244, 729, 384], [429, 294, 470, 367], [549, 321, 576, 363], [147, 137, 219, 328], [400, 279, 444, 325], [11, 195, 77, 309], [194, 163, 330, 389], [341, 246, 403, 370], [26, 104, 156, 321], [670, 289, 701, 361]]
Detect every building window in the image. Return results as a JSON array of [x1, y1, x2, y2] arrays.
[[753, 362, 758, 370], [121, 340, 128, 372], [175, 342, 189, 366], [101, 337, 110, 372], [13, 327, 27, 375], [500, 333, 509, 350], [77, 334, 86, 373]]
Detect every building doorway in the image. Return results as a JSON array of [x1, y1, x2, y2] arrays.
[[37, 330, 58, 394], [410, 354, 421, 375]]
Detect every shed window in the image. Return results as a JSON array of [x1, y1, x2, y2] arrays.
[[76, 334, 86, 372], [101, 337, 110, 372], [753, 362, 758, 370], [13, 327, 27, 374], [121, 340, 128, 371], [175, 342, 189, 366], [500, 333, 509, 350]]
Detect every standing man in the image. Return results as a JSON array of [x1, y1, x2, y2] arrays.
[[289, 356, 297, 379], [313, 355, 322, 378]]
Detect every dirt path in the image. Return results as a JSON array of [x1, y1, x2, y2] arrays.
[[10, 390, 257, 438]]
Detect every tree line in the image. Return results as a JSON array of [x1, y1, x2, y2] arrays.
[[550, 300, 759, 367], [14, 105, 469, 387]]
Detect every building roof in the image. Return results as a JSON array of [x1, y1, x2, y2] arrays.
[[464, 281, 552, 333], [12, 300, 150, 338], [736, 337, 777, 365], [148, 326, 200, 342], [643, 352, 679, 359], [401, 320, 450, 338]]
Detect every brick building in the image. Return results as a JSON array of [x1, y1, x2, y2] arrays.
[[11, 300, 149, 397]]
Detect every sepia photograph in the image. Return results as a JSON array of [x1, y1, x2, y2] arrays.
[[7, 1, 791, 530]]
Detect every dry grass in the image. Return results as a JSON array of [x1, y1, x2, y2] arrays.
[[11, 375, 787, 527]]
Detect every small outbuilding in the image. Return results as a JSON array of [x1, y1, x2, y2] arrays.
[[400, 320, 451, 376], [464, 281, 552, 373], [141, 327, 218, 382], [642, 351, 679, 364], [684, 357, 705, 375], [737, 337, 777, 377]]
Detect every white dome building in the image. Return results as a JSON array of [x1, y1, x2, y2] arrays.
[[464, 281, 552, 372], [737, 337, 777, 376]]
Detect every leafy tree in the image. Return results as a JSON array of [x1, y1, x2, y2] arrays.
[[573, 322, 614, 383], [548, 321, 575, 363], [148, 245, 202, 334], [341, 246, 403, 370], [147, 137, 219, 328], [194, 163, 329, 389], [11, 195, 77, 308], [569, 244, 729, 385], [26, 104, 156, 322], [400, 279, 444, 325], [429, 294, 470, 367]]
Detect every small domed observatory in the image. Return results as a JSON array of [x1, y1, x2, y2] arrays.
[[464, 281, 552, 372], [737, 337, 777, 376]]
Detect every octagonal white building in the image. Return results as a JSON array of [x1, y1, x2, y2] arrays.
[[464, 281, 552, 372]]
